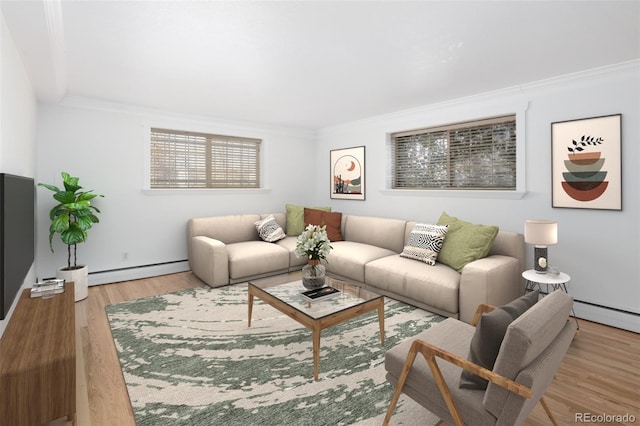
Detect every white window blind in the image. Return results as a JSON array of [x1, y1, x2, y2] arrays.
[[391, 115, 516, 190], [150, 128, 261, 188]]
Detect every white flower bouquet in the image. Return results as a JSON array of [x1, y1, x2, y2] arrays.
[[295, 224, 332, 261]]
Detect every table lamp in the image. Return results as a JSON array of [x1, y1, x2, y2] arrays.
[[524, 220, 558, 273]]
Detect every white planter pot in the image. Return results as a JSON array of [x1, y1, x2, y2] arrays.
[[56, 265, 88, 302]]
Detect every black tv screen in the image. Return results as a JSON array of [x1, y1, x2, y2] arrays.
[[0, 173, 35, 320]]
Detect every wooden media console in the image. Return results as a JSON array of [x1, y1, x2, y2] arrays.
[[0, 282, 76, 425]]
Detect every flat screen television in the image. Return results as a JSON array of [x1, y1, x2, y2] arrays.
[[0, 173, 35, 320]]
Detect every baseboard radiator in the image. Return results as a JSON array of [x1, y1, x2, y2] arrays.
[[87, 260, 190, 286], [573, 300, 639, 334]]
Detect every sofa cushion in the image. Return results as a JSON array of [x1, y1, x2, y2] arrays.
[[460, 290, 539, 390], [285, 204, 331, 236], [274, 236, 307, 269], [343, 215, 407, 253], [326, 241, 396, 283], [366, 255, 460, 314], [304, 208, 343, 241], [226, 241, 290, 279], [437, 212, 499, 272], [255, 215, 286, 242], [401, 223, 448, 265]]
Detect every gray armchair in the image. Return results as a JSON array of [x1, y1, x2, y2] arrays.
[[384, 290, 577, 426]]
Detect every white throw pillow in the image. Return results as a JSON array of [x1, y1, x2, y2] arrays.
[[255, 215, 286, 242], [400, 223, 448, 265]]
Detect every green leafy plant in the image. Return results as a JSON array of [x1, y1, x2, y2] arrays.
[[38, 172, 104, 270]]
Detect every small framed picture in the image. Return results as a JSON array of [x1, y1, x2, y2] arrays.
[[330, 146, 365, 200], [551, 114, 622, 210]]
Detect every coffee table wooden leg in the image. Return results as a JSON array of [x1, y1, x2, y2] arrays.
[[313, 325, 321, 381], [377, 299, 385, 346], [248, 292, 254, 327]]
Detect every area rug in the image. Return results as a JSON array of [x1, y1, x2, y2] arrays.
[[106, 284, 444, 425]]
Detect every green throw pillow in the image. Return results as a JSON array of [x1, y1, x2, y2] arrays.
[[285, 204, 331, 236], [436, 212, 499, 272]]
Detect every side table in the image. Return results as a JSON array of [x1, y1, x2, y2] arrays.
[[522, 269, 579, 330]]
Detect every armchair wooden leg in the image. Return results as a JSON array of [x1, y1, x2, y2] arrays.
[[424, 355, 464, 426], [384, 340, 466, 426], [539, 396, 558, 426], [383, 345, 419, 426]]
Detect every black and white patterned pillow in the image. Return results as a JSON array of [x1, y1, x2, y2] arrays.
[[400, 223, 448, 265], [255, 215, 286, 242]]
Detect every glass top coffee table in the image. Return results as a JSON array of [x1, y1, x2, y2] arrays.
[[248, 273, 385, 381]]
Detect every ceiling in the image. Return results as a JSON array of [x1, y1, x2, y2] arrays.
[[2, 1, 639, 129]]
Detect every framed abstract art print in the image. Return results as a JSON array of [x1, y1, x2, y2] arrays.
[[330, 146, 365, 200], [551, 114, 622, 210]]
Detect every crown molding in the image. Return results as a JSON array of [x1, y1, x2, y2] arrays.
[[318, 60, 639, 136], [49, 95, 317, 139]]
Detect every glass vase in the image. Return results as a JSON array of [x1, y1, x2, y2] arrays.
[[302, 260, 326, 290]]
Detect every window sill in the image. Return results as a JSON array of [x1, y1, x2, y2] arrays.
[[379, 189, 526, 200], [142, 188, 271, 195]]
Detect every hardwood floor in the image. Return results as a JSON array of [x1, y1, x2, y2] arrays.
[[74, 272, 639, 425]]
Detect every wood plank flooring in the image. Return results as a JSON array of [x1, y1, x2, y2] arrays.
[[73, 272, 639, 425]]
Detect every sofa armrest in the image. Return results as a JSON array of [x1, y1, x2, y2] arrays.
[[190, 236, 229, 287], [458, 255, 522, 324]]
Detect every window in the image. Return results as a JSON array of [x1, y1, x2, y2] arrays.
[[391, 115, 516, 190], [150, 128, 261, 189]]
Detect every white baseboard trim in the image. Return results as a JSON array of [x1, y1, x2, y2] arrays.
[[574, 301, 640, 333], [87, 261, 191, 286]]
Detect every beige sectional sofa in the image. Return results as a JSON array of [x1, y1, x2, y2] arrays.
[[187, 213, 525, 323]]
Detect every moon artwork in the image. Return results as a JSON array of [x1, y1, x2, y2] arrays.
[[333, 155, 362, 195], [330, 146, 365, 200]]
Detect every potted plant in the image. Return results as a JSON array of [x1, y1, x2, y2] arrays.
[[38, 172, 104, 301], [295, 224, 332, 289]]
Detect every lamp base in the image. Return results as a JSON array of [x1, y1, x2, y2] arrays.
[[534, 246, 548, 273]]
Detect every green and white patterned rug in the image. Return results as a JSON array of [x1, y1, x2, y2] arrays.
[[106, 283, 444, 425]]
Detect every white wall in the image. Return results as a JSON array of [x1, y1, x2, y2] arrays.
[[0, 12, 37, 176], [0, 11, 38, 337], [35, 99, 317, 285], [314, 62, 640, 332]]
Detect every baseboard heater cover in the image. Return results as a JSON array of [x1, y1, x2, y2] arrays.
[[86, 260, 190, 286], [573, 300, 639, 333]]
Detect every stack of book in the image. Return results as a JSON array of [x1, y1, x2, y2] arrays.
[[301, 286, 340, 302]]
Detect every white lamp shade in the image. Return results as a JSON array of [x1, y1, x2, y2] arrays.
[[524, 220, 558, 246]]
